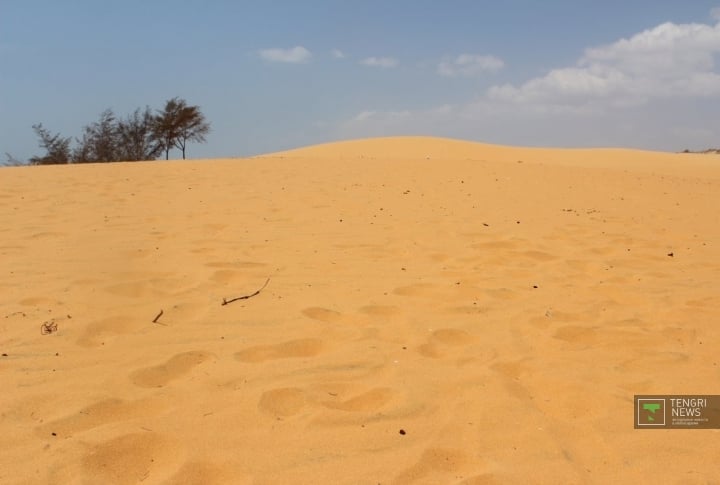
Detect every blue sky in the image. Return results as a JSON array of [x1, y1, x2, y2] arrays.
[[2, 1, 720, 160]]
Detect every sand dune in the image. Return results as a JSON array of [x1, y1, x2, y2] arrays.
[[1, 136, 719, 483]]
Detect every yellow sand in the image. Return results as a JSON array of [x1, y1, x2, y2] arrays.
[[1, 136, 719, 484]]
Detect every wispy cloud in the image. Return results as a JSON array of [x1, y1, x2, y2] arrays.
[[437, 54, 504, 77], [258, 46, 312, 64], [360, 56, 398, 68], [351, 110, 411, 123], [331, 48, 346, 59]]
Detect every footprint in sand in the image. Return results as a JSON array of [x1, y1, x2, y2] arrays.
[[418, 328, 473, 359], [17, 296, 53, 306], [36, 397, 167, 438], [471, 239, 520, 250], [554, 324, 665, 350], [321, 387, 394, 412], [234, 339, 323, 363], [685, 296, 720, 309], [104, 280, 154, 298], [393, 283, 437, 297], [520, 250, 557, 262], [429, 252, 450, 262], [618, 351, 689, 372], [446, 304, 490, 315], [77, 315, 144, 347], [553, 325, 597, 345], [202, 223, 228, 233], [456, 474, 504, 485], [80, 432, 173, 485], [490, 359, 535, 401], [484, 288, 518, 300], [393, 448, 471, 485], [163, 301, 208, 323], [28, 231, 65, 240], [165, 461, 237, 485], [358, 305, 400, 317], [490, 359, 530, 380], [130, 351, 212, 388], [205, 260, 268, 269], [301, 307, 343, 322], [258, 388, 308, 417], [103, 274, 187, 298], [210, 270, 252, 285]]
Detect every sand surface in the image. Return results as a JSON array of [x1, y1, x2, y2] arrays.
[[1, 136, 719, 484]]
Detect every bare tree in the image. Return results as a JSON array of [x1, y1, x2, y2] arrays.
[[153, 97, 210, 159], [28, 124, 72, 165], [117, 107, 163, 161], [3, 153, 25, 166]]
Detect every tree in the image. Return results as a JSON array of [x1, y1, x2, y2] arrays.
[[116, 106, 163, 161], [73, 109, 120, 163], [23, 99, 212, 164], [3, 153, 25, 166], [172, 101, 210, 160], [152, 98, 178, 160], [28, 124, 72, 165], [153, 97, 210, 159]]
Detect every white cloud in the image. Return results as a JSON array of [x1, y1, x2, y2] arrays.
[[330, 17, 720, 151], [332, 49, 345, 59], [360, 57, 399, 68], [488, 20, 720, 110], [352, 110, 377, 122], [258, 46, 312, 64], [351, 109, 410, 123], [711, 7, 720, 21], [438, 54, 504, 77], [337, 105, 454, 140]]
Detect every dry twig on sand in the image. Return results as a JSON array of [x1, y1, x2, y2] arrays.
[[40, 321, 58, 335], [222, 278, 271, 306], [152, 309, 165, 325]]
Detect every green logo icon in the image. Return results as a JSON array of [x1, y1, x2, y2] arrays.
[[643, 403, 662, 421], [637, 398, 666, 426]]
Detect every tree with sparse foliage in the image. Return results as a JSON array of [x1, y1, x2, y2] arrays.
[[153, 97, 210, 159], [28, 124, 72, 165], [73, 109, 120, 163], [116, 106, 163, 161], [3, 153, 25, 167], [24, 98, 211, 164]]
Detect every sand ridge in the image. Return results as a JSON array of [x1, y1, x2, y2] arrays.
[[1, 137, 719, 483]]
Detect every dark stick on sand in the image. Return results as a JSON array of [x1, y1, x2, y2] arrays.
[[222, 278, 271, 306], [152, 309, 164, 324]]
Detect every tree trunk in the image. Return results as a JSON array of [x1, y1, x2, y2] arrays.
[[180, 137, 186, 159]]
